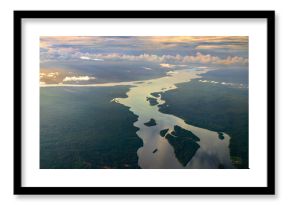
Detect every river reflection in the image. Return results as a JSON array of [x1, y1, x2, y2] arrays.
[[114, 69, 234, 169]]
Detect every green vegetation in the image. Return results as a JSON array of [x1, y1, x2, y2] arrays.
[[144, 118, 157, 127], [165, 132, 200, 167], [160, 129, 169, 137], [146, 97, 158, 106], [158, 79, 248, 168], [40, 86, 142, 169], [218, 164, 225, 169], [200, 68, 248, 84], [231, 156, 243, 167], [218, 132, 225, 140], [151, 92, 160, 98], [160, 125, 200, 166], [172, 125, 200, 141]]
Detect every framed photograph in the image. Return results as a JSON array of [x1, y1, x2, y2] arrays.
[[14, 10, 275, 195]]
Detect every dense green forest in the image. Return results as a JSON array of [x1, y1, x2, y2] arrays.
[[40, 86, 142, 169]]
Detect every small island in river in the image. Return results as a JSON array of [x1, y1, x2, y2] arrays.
[[144, 118, 157, 127], [160, 125, 200, 166], [146, 97, 158, 106]]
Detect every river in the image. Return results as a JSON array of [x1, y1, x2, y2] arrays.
[[113, 68, 234, 169]]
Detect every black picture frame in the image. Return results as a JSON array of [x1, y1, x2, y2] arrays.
[[14, 10, 275, 195]]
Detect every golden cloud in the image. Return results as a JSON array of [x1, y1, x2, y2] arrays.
[[146, 36, 248, 43], [195, 44, 248, 50], [91, 52, 248, 65]]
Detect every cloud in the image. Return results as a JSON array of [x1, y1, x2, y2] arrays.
[[40, 36, 248, 66], [160, 64, 189, 69], [63, 76, 96, 82], [42, 48, 248, 66], [90, 52, 248, 65], [80, 56, 90, 60], [41, 36, 248, 49], [40, 36, 104, 48], [181, 52, 248, 65], [198, 79, 247, 88], [199, 80, 218, 84], [199, 80, 208, 83], [143, 67, 152, 70], [160, 63, 176, 68], [167, 71, 178, 75], [195, 44, 247, 50], [196, 66, 209, 69], [147, 36, 248, 44], [40, 72, 59, 79], [80, 56, 104, 61]]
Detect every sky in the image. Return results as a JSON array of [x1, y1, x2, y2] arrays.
[[40, 36, 248, 84]]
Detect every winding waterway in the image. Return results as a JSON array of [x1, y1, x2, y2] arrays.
[[113, 69, 234, 169], [41, 68, 234, 168]]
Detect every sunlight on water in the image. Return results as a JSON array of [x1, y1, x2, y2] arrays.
[[114, 69, 234, 169]]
